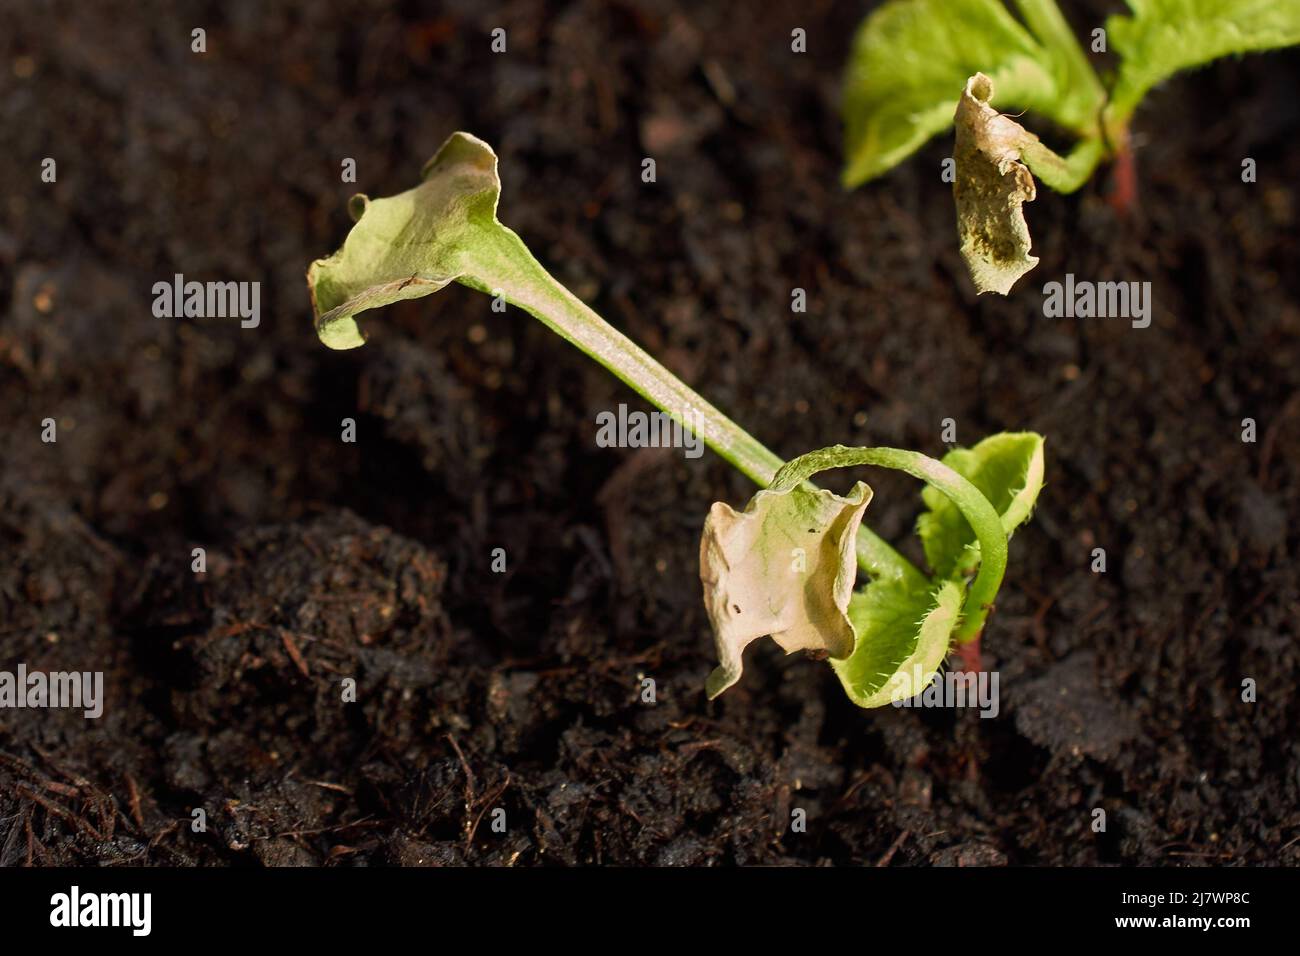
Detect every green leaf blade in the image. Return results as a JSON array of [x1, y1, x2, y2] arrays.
[[1012, 0, 1106, 125], [841, 0, 1104, 188], [833, 579, 963, 708], [918, 432, 1045, 580], [1107, 0, 1300, 125]]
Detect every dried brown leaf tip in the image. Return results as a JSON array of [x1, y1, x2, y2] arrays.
[[700, 482, 871, 699], [953, 73, 1040, 295]]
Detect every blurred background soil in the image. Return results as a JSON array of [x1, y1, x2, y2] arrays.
[[0, 0, 1297, 865]]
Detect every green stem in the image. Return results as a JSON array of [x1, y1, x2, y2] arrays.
[[471, 224, 927, 590], [771, 445, 1007, 643], [1022, 137, 1106, 194]]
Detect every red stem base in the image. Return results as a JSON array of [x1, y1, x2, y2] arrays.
[[951, 634, 983, 674], [1106, 140, 1138, 217]]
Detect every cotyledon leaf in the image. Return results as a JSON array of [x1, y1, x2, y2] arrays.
[[953, 73, 1042, 295], [308, 131, 509, 350], [953, 71, 1107, 292], [701, 482, 872, 699]]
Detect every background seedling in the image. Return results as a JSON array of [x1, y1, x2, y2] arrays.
[[841, 0, 1300, 292], [308, 133, 1044, 707]]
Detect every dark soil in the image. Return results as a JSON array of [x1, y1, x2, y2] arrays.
[[1, 1, 1298, 866]]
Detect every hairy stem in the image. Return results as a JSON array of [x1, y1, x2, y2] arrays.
[[1022, 136, 1106, 194], [469, 225, 928, 589], [771, 445, 1008, 643]]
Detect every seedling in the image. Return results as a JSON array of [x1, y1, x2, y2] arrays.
[[307, 133, 1044, 707], [841, 0, 1300, 292]]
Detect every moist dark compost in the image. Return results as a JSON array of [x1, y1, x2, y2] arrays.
[[1, 0, 1298, 867]]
